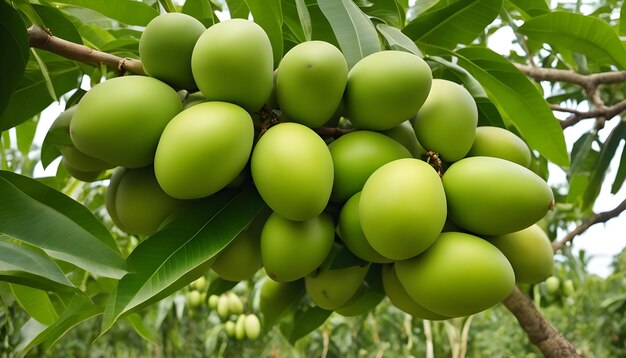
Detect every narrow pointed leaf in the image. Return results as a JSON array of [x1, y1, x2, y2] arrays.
[[506, 0, 549, 18], [10, 284, 58, 325], [206, 277, 239, 296], [182, 0, 218, 27], [376, 23, 422, 56], [126, 313, 158, 344], [360, 0, 406, 28], [403, 0, 502, 50], [0, 240, 76, 292], [318, 0, 381, 68], [101, 188, 265, 334], [52, 0, 159, 26], [611, 143, 626, 194], [225, 0, 249, 19], [519, 12, 626, 69], [0, 1, 30, 119], [245, 0, 283, 65], [0, 171, 127, 278], [286, 305, 332, 343]]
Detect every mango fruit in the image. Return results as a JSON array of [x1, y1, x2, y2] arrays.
[[259, 278, 304, 325], [305, 263, 369, 310], [467, 126, 531, 168], [381, 120, 426, 158]]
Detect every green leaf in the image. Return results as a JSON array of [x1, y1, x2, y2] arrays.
[[447, 46, 569, 166], [182, 0, 218, 27], [282, 0, 310, 43], [16, 117, 38, 156], [621, 3, 626, 36], [0, 239, 76, 292], [0, 171, 127, 279], [52, 0, 159, 26], [225, 0, 250, 19], [360, 0, 406, 28], [376, 23, 422, 56], [100, 188, 265, 334], [329, 245, 368, 270], [583, 121, 626, 209], [567, 133, 598, 203], [283, 305, 332, 343], [10, 284, 58, 325], [244, 0, 283, 66], [31, 49, 58, 101], [506, 0, 549, 18], [611, 142, 626, 194], [403, 0, 502, 50], [519, 12, 626, 70], [318, 0, 381, 68], [0, 1, 30, 120], [306, 1, 338, 45], [126, 313, 158, 344], [34, 4, 83, 44], [206, 277, 238, 297]]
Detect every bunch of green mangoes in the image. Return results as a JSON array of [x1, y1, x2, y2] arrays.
[[46, 14, 557, 323]]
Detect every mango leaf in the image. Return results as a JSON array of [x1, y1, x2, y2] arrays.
[[280, 304, 332, 343], [100, 188, 265, 334], [318, 0, 381, 68], [52, 0, 159, 26], [306, 1, 338, 45], [244, 0, 283, 66], [225, 0, 249, 19], [506, 0, 549, 18], [182, 0, 218, 27], [329, 245, 368, 270], [206, 277, 238, 297], [566, 133, 598, 203], [0, 171, 127, 278], [376, 23, 422, 56], [0, 239, 76, 292], [519, 12, 626, 70], [612, 143, 626, 194], [126, 313, 158, 344], [0, 1, 29, 120], [34, 4, 82, 44], [583, 121, 626, 209], [403, 0, 502, 50], [15, 118, 38, 156], [10, 284, 58, 325], [621, 3, 626, 36], [443, 46, 569, 166], [282, 0, 310, 44], [360, 0, 406, 28]]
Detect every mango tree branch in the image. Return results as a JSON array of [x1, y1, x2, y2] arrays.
[[27, 25, 145, 75], [503, 287, 580, 358], [515, 64, 626, 87], [550, 100, 626, 129]]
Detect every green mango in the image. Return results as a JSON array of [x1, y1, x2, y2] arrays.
[[487, 224, 554, 284], [276, 41, 348, 128], [305, 263, 369, 310], [61, 158, 103, 182], [328, 130, 411, 203], [443, 157, 554, 235], [396, 232, 515, 317], [382, 264, 448, 320], [335, 284, 384, 317], [251, 123, 333, 221], [359, 158, 447, 260], [70, 76, 182, 168], [259, 278, 304, 326], [467, 126, 532, 168], [191, 19, 273, 112], [261, 212, 334, 282], [139, 13, 205, 90], [344, 51, 432, 130], [381, 121, 426, 158], [413, 79, 478, 162], [154, 102, 254, 199]]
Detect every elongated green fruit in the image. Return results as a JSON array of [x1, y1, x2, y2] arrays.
[[467, 126, 531, 167]]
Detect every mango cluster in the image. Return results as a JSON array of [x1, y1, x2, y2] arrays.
[[47, 14, 556, 322]]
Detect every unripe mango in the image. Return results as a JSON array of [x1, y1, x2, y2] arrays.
[[413, 79, 478, 162], [235, 314, 246, 340], [382, 264, 447, 320], [217, 294, 230, 319], [467, 126, 531, 168], [154, 102, 254, 199], [139, 13, 205, 90], [191, 19, 273, 112], [244, 314, 261, 340], [344, 51, 432, 130], [337, 193, 393, 263], [259, 278, 303, 325], [227, 292, 244, 315], [261, 212, 334, 282], [251, 123, 333, 221], [396, 232, 515, 317], [62, 159, 103, 182], [328, 130, 411, 203], [443, 157, 554, 235], [335, 284, 384, 317], [488, 224, 554, 284], [305, 264, 369, 310], [70, 76, 181, 168], [276, 41, 348, 128], [359, 158, 447, 260], [381, 121, 426, 158]]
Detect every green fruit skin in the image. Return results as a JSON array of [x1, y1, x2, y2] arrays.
[[382, 264, 448, 320], [261, 212, 335, 282], [182, 92, 207, 109], [139, 13, 206, 90], [70, 76, 182, 168], [244, 314, 261, 340], [208, 294, 219, 309], [487, 224, 554, 284], [381, 121, 426, 158], [224, 321, 236, 337], [467, 126, 531, 168], [328, 130, 411, 203], [337, 192, 393, 263], [106, 167, 128, 232], [251, 123, 334, 221], [217, 294, 230, 319], [396, 232, 515, 317], [259, 278, 304, 325], [305, 264, 369, 310], [108, 166, 187, 236], [443, 157, 554, 236], [227, 292, 244, 315], [413, 79, 478, 162], [359, 158, 447, 260], [345, 51, 432, 130], [335, 283, 384, 317], [545, 276, 560, 293], [276, 41, 348, 128], [186, 290, 202, 307], [235, 314, 246, 340], [62, 159, 103, 182], [562, 279, 575, 297], [191, 19, 273, 112], [154, 102, 254, 199]]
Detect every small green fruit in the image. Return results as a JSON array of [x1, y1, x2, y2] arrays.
[[190, 276, 207, 291], [61, 159, 103, 182], [467, 126, 531, 167], [217, 294, 230, 319], [227, 292, 244, 315], [186, 290, 202, 307], [545, 276, 560, 293], [235, 314, 246, 341], [244, 314, 261, 340], [224, 321, 236, 337], [381, 121, 426, 158], [208, 294, 219, 309], [305, 264, 369, 310], [562, 279, 575, 297]]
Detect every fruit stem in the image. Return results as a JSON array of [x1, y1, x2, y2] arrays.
[[425, 151, 444, 178]]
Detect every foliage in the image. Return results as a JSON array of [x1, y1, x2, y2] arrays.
[[0, 0, 625, 356]]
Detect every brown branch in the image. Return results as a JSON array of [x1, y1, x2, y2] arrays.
[[552, 199, 626, 253], [503, 287, 580, 357], [551, 100, 626, 129], [516, 64, 626, 88], [27, 25, 144, 75]]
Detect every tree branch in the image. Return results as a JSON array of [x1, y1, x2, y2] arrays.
[[552, 199, 626, 253], [551, 100, 626, 129], [27, 25, 144, 75], [516, 64, 626, 88], [503, 287, 580, 358]]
